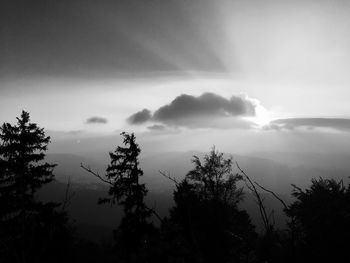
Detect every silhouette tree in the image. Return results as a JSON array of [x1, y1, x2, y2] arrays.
[[187, 148, 244, 205], [0, 111, 71, 263], [0, 111, 55, 216], [167, 148, 256, 263], [286, 178, 350, 263], [82, 132, 157, 262]]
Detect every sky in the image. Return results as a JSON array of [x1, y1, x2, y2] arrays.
[[1, 0, 350, 154]]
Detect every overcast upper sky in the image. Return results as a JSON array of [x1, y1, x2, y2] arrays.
[[1, 0, 350, 154]]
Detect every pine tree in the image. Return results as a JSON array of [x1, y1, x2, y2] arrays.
[[103, 133, 148, 215], [0, 110, 56, 225], [0, 111, 71, 263], [101, 132, 155, 260]]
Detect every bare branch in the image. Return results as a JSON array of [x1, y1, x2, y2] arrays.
[[146, 206, 163, 223], [61, 177, 76, 211], [80, 163, 113, 186], [81, 163, 164, 223], [159, 170, 179, 186], [268, 210, 275, 226], [236, 162, 271, 232], [254, 181, 289, 211], [291, 184, 303, 193]]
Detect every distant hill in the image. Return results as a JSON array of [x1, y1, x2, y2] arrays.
[[40, 151, 350, 242], [251, 151, 350, 171], [45, 153, 106, 184], [139, 151, 348, 193]]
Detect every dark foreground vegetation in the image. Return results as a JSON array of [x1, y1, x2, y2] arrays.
[[1, 111, 350, 263]]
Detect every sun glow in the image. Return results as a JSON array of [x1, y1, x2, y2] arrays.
[[250, 104, 273, 127]]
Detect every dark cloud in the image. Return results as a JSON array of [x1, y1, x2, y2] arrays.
[[265, 118, 350, 131], [128, 109, 152, 124], [47, 129, 84, 136], [86, 116, 108, 124], [147, 124, 166, 131], [153, 93, 255, 124], [128, 93, 256, 129], [60, 130, 84, 135]]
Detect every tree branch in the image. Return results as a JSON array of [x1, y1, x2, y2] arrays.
[[254, 181, 289, 211], [61, 177, 76, 211], [81, 163, 164, 223], [236, 162, 271, 232], [80, 163, 113, 186], [159, 170, 179, 186], [146, 206, 163, 223]]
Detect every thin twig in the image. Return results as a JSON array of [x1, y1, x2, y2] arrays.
[[236, 162, 271, 232], [254, 175, 297, 259], [146, 206, 163, 223], [61, 177, 76, 211], [80, 163, 113, 185], [254, 181, 289, 210], [159, 170, 179, 185], [81, 163, 164, 223]]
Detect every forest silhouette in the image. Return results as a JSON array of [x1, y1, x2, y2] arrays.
[[1, 111, 350, 263]]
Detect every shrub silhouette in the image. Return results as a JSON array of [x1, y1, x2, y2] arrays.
[[286, 178, 350, 263], [166, 148, 256, 263]]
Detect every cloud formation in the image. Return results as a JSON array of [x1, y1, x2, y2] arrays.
[[128, 92, 256, 129], [265, 118, 350, 131], [147, 124, 166, 131], [153, 93, 255, 123], [127, 109, 152, 124], [86, 116, 108, 124]]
